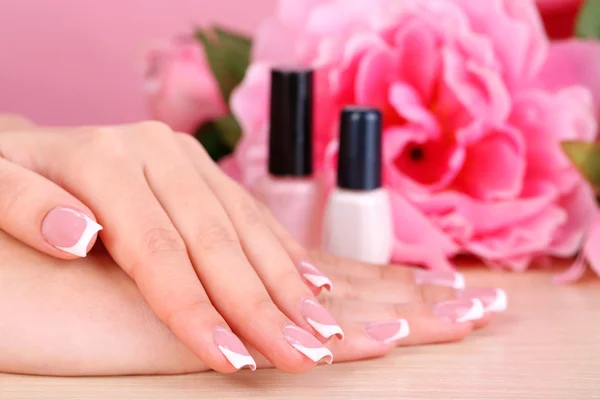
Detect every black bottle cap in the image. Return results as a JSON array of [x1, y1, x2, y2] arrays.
[[337, 106, 382, 191], [268, 68, 313, 177]]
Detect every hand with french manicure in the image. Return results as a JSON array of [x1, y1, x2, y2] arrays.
[[0, 119, 506, 374], [0, 121, 347, 372], [0, 227, 506, 376]]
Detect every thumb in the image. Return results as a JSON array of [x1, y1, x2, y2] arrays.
[[0, 156, 102, 259]]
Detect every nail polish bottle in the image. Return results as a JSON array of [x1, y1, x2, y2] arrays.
[[253, 68, 321, 248], [322, 106, 393, 264]]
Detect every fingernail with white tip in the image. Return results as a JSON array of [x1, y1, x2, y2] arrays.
[[42, 207, 103, 257], [414, 270, 465, 289], [432, 299, 485, 323], [298, 260, 333, 292], [284, 324, 333, 364], [457, 288, 508, 313], [365, 319, 410, 344], [301, 299, 344, 340], [214, 327, 256, 371]]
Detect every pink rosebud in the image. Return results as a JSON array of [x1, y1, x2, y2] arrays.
[[145, 38, 227, 134], [224, 0, 600, 278]]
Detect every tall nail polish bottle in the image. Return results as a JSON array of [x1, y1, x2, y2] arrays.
[[322, 106, 393, 264], [253, 68, 321, 248]]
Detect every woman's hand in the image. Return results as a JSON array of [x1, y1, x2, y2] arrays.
[[0, 121, 345, 373], [0, 230, 504, 376]]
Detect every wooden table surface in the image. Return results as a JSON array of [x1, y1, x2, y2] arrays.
[[1, 268, 599, 399]]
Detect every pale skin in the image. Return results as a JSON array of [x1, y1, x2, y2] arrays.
[[0, 115, 497, 375]]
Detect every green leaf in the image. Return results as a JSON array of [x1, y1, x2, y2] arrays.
[[196, 30, 239, 104], [214, 114, 242, 148], [562, 141, 600, 189], [195, 26, 252, 103], [214, 27, 252, 54], [575, 0, 600, 39], [194, 122, 233, 161], [214, 27, 251, 82]]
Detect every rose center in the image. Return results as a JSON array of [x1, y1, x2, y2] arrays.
[[409, 146, 424, 162]]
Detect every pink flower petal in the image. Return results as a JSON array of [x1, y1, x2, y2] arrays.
[[552, 253, 587, 284], [393, 18, 442, 102], [383, 126, 465, 191], [146, 40, 226, 133], [388, 82, 440, 135], [389, 192, 460, 257], [330, 32, 387, 100], [414, 182, 558, 236], [230, 63, 270, 137], [549, 182, 598, 257], [464, 206, 567, 267], [392, 241, 457, 271], [453, 0, 548, 85], [584, 212, 600, 277], [252, 18, 301, 65], [454, 124, 525, 201], [355, 45, 396, 109], [278, 0, 329, 28], [537, 39, 600, 118], [441, 48, 511, 124]]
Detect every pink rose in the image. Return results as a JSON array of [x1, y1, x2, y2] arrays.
[[226, 0, 600, 274], [535, 0, 583, 39], [145, 38, 227, 133]]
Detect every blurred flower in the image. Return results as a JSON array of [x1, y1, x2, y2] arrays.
[[225, 0, 600, 274], [145, 38, 227, 133], [536, 0, 583, 39]]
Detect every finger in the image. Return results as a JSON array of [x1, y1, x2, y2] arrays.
[[0, 114, 34, 132], [139, 128, 330, 372], [320, 298, 479, 346], [178, 134, 343, 342], [307, 249, 466, 289], [0, 156, 101, 259], [325, 274, 423, 303], [4, 126, 255, 373], [254, 199, 334, 294], [420, 285, 507, 328]]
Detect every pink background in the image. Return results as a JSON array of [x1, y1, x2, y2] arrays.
[[0, 0, 276, 126]]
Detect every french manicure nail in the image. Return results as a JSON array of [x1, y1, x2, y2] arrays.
[[414, 269, 465, 289], [298, 260, 333, 292], [301, 299, 344, 340], [41, 207, 103, 257], [457, 288, 508, 313], [432, 299, 485, 323], [214, 327, 256, 371], [365, 319, 410, 344], [283, 324, 333, 364]]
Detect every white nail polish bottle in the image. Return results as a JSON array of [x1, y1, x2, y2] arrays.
[[253, 68, 321, 248], [322, 107, 393, 264]]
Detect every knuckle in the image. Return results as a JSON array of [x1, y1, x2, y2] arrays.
[[249, 297, 277, 317], [84, 127, 130, 161], [232, 195, 263, 228], [141, 227, 187, 256], [196, 221, 239, 253], [393, 303, 407, 317], [377, 266, 390, 281], [317, 295, 337, 315], [135, 121, 173, 139], [175, 131, 197, 146], [0, 170, 30, 217]]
